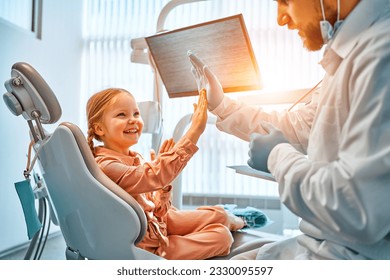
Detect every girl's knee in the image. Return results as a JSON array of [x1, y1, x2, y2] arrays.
[[204, 224, 234, 254], [199, 206, 244, 231], [217, 225, 234, 255], [197, 205, 229, 223]]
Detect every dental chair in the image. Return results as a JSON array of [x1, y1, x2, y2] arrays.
[[4, 62, 274, 260], [4, 62, 162, 260]]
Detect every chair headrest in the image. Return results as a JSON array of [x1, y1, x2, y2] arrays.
[[3, 62, 61, 124]]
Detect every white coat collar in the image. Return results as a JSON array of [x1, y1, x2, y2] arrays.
[[320, 0, 388, 74]]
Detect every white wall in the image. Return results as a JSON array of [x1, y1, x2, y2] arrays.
[[0, 0, 83, 253]]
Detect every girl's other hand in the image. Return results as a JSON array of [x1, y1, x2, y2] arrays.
[[159, 138, 175, 154], [150, 138, 175, 160]]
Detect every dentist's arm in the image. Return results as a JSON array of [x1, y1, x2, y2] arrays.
[[188, 52, 315, 149]]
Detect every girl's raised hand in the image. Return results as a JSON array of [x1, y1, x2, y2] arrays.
[[183, 89, 208, 145], [191, 89, 208, 133]]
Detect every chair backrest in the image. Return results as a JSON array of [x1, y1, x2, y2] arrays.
[[3, 62, 162, 259]]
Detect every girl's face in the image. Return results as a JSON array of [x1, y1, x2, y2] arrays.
[[94, 92, 144, 155]]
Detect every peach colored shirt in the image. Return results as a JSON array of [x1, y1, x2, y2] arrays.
[[94, 137, 198, 251]]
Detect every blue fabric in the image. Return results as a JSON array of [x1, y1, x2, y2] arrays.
[[15, 180, 42, 240], [222, 204, 271, 228]]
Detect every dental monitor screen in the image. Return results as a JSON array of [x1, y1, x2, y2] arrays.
[[145, 14, 262, 98]]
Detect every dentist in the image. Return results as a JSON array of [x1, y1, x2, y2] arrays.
[[189, 0, 390, 259]]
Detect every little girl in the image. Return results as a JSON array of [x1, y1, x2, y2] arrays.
[[86, 87, 244, 259]]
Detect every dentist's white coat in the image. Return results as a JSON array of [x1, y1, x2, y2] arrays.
[[211, 0, 390, 259]]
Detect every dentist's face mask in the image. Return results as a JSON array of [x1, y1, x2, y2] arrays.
[[319, 0, 343, 44]]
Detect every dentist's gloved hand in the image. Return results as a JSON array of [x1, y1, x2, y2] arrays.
[[247, 122, 288, 172], [188, 52, 224, 110]]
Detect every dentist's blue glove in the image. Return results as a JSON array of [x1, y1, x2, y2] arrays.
[[248, 122, 288, 172], [188, 51, 224, 110]]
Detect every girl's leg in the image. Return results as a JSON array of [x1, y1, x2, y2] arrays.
[[230, 248, 260, 260], [167, 206, 243, 236], [163, 224, 234, 260], [197, 205, 245, 231]]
